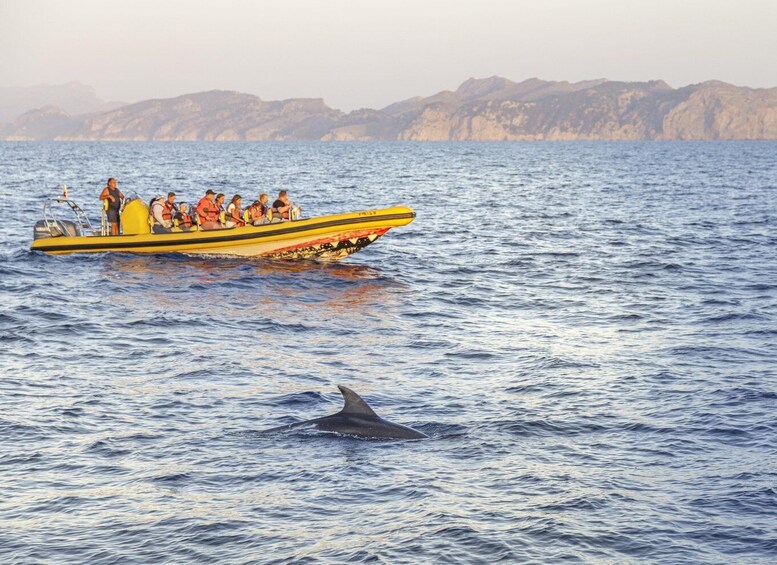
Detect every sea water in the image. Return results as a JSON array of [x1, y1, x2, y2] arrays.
[[1, 141, 776, 563]]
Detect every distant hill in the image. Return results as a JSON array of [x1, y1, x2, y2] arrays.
[[0, 82, 126, 123], [2, 77, 777, 141]]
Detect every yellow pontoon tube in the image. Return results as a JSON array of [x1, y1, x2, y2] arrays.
[[31, 199, 415, 260]]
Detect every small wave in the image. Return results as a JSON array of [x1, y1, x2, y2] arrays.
[[0, 312, 19, 325], [745, 328, 777, 337], [0, 421, 48, 441], [666, 344, 773, 360], [500, 418, 608, 437], [713, 387, 777, 404], [443, 350, 498, 360], [609, 313, 644, 322], [57, 407, 85, 418], [417, 423, 467, 439], [536, 493, 631, 512], [501, 258, 535, 267], [431, 525, 517, 561], [274, 390, 327, 406], [151, 472, 192, 484], [1, 331, 35, 344], [86, 440, 131, 458], [530, 357, 598, 371], [621, 259, 681, 271], [532, 251, 580, 258], [621, 422, 677, 434], [505, 384, 546, 394], [700, 312, 765, 324], [0, 451, 43, 466], [743, 283, 777, 291]]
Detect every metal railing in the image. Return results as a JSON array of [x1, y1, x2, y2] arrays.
[[44, 198, 94, 237]]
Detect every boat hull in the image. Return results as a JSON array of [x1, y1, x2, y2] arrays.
[[31, 206, 415, 259]]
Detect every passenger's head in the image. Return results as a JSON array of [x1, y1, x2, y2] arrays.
[[251, 200, 260, 208], [230, 194, 242, 206], [216, 193, 225, 205], [205, 189, 215, 201], [259, 193, 268, 204], [167, 192, 175, 203], [107, 178, 116, 188], [180, 203, 189, 212], [278, 190, 288, 202]]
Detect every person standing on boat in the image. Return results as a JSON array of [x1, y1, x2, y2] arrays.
[[196, 189, 221, 230], [99, 178, 124, 236]]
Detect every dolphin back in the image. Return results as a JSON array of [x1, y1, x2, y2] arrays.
[[332, 385, 427, 439], [262, 385, 428, 440]]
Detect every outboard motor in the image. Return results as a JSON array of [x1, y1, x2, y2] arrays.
[[34, 196, 95, 241], [33, 219, 81, 239]]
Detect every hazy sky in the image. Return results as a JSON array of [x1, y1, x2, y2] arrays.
[[1, 0, 776, 110]]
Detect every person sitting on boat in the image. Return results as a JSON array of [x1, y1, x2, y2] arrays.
[[249, 194, 275, 225], [272, 190, 301, 220], [151, 192, 176, 233], [150, 196, 170, 233], [99, 178, 124, 235], [215, 193, 226, 225], [225, 194, 246, 228], [196, 189, 221, 230], [175, 203, 194, 231], [163, 192, 177, 224], [246, 200, 262, 225]]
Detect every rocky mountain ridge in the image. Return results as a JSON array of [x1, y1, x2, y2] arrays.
[[2, 77, 776, 141], [0, 82, 125, 123]]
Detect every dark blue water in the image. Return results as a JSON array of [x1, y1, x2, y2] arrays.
[[1, 141, 776, 563]]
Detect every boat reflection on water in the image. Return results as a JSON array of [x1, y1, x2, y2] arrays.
[[100, 254, 406, 324]]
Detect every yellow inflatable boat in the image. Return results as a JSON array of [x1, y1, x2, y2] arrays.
[[31, 197, 415, 259]]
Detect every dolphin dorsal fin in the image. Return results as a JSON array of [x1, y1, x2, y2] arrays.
[[337, 385, 378, 418]]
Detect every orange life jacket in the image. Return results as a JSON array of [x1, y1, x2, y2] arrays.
[[196, 197, 219, 222], [162, 202, 174, 221]]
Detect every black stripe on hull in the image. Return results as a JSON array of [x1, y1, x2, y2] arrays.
[[33, 212, 415, 254]]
